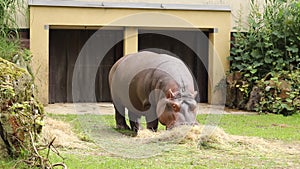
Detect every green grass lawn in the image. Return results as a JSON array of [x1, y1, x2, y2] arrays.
[[1, 113, 300, 169], [197, 113, 300, 141], [48, 113, 300, 141]]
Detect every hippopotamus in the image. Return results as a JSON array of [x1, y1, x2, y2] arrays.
[[109, 51, 198, 132]]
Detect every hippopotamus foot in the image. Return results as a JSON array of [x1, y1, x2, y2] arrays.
[[116, 123, 130, 130], [129, 113, 142, 132], [114, 106, 130, 130], [146, 119, 158, 132]]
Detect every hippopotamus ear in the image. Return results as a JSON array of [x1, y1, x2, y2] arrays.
[[166, 89, 175, 99], [166, 89, 179, 99]]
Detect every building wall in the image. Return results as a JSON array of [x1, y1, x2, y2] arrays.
[[72, 0, 251, 29], [24, 0, 260, 30], [29, 3, 231, 104]]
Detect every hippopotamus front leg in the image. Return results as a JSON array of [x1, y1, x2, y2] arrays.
[[114, 105, 130, 130], [145, 108, 159, 132], [129, 112, 142, 132], [146, 118, 158, 132]]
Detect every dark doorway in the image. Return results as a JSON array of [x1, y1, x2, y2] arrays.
[[138, 30, 209, 102], [49, 29, 123, 103]]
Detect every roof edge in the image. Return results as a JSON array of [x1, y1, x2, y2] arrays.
[[28, 0, 231, 12]]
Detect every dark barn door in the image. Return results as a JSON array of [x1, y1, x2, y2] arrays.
[[138, 30, 209, 103], [49, 29, 123, 103]]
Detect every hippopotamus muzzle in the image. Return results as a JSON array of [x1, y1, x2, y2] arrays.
[[157, 91, 199, 130]]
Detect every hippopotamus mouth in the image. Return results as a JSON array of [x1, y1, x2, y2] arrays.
[[156, 89, 199, 130], [167, 121, 199, 130]]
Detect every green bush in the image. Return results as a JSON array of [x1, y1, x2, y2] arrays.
[[0, 1, 52, 166], [0, 57, 44, 157], [256, 70, 300, 116], [228, 0, 300, 115], [0, 1, 66, 168]]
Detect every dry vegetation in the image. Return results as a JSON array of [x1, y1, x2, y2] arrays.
[[42, 117, 300, 163], [137, 125, 300, 156], [1, 115, 292, 168], [42, 117, 91, 149]]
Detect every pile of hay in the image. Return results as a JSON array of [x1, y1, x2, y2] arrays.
[[41, 117, 92, 150], [42, 117, 77, 147], [135, 125, 299, 155], [135, 125, 230, 146], [39, 117, 300, 160]]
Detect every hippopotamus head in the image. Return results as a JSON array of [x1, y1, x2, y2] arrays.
[[156, 89, 198, 130]]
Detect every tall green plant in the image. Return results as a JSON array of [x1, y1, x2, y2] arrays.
[[0, 0, 19, 38], [228, 0, 300, 115], [229, 0, 300, 82], [0, 0, 32, 74]]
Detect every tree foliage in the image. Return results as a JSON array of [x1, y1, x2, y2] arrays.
[[228, 0, 300, 115]]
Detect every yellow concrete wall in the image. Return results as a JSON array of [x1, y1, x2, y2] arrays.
[[124, 27, 138, 55], [30, 5, 231, 104], [24, 0, 263, 29]]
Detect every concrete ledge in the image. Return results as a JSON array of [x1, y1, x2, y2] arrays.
[[45, 103, 256, 115], [28, 0, 231, 12]]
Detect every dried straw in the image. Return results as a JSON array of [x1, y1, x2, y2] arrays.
[[41, 117, 91, 150]]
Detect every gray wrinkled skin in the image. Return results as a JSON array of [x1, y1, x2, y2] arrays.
[[109, 51, 198, 132]]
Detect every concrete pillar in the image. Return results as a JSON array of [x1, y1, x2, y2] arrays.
[[30, 9, 49, 105], [208, 28, 230, 105], [123, 27, 138, 55], [207, 31, 214, 104]]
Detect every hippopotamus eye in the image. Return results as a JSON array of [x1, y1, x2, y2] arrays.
[[171, 103, 180, 112]]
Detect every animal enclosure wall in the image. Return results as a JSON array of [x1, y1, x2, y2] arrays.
[[29, 2, 231, 104], [138, 30, 209, 102], [49, 29, 208, 103], [49, 29, 123, 103]]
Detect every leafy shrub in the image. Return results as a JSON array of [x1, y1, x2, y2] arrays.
[[0, 57, 44, 157], [0, 1, 66, 168], [228, 0, 300, 115], [256, 70, 300, 116]]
